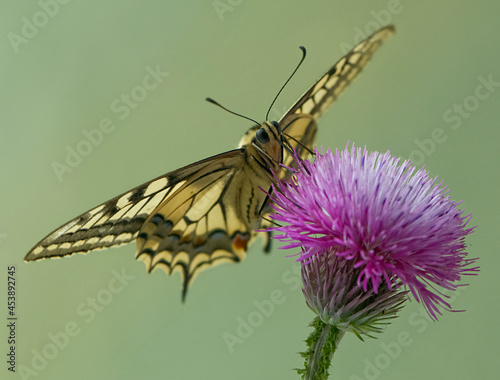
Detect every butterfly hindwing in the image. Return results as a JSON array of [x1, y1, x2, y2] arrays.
[[135, 149, 272, 299]]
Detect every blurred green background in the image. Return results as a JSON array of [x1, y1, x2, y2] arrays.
[[1, 1, 498, 379]]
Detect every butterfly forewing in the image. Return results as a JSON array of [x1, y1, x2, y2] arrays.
[[25, 150, 246, 261], [25, 175, 169, 261], [279, 25, 395, 166], [26, 26, 395, 299]]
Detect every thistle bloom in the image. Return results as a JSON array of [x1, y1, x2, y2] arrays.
[[268, 145, 478, 320]]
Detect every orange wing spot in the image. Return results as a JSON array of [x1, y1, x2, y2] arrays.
[[193, 236, 206, 247], [232, 233, 249, 251]]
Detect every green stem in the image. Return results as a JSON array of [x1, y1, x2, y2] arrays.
[[298, 317, 346, 380]]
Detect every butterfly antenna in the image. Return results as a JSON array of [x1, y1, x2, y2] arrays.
[[260, 214, 281, 227], [206, 97, 260, 126], [277, 138, 295, 158], [282, 132, 315, 156], [266, 46, 307, 121]]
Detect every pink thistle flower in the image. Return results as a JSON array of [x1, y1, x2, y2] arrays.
[[268, 145, 478, 320]]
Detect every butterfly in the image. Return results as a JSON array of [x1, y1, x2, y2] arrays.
[[25, 26, 394, 300]]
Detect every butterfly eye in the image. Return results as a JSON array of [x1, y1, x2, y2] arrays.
[[256, 128, 270, 144]]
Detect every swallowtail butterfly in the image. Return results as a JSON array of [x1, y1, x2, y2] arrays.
[[25, 26, 394, 300]]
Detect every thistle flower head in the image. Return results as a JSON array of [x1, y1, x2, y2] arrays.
[[268, 145, 478, 320]]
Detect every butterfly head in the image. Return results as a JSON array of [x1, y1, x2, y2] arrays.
[[255, 120, 281, 143], [238, 120, 283, 174]]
